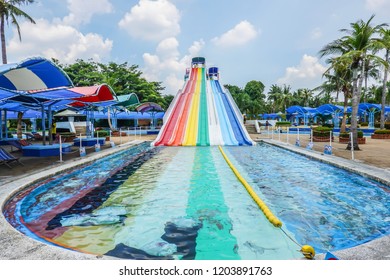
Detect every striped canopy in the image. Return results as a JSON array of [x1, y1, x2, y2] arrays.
[[0, 57, 73, 91]]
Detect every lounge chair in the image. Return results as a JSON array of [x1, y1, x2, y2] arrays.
[[0, 147, 24, 168], [6, 139, 32, 151]]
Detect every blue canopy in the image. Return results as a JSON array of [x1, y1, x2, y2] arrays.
[[286, 106, 318, 117], [92, 110, 164, 120], [0, 57, 73, 91], [316, 104, 343, 115]]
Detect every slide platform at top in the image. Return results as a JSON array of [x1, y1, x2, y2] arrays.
[[152, 57, 254, 146]]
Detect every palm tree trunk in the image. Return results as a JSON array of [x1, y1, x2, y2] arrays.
[[380, 50, 389, 129], [347, 67, 362, 151], [107, 107, 113, 130], [17, 112, 23, 139], [1, 14, 7, 64], [340, 93, 348, 133]]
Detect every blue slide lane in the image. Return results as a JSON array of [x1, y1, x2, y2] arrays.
[[211, 80, 238, 145], [216, 81, 253, 146]]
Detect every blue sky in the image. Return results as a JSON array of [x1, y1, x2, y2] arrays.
[[6, 0, 390, 95]]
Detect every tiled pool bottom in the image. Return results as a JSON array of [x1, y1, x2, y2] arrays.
[[0, 140, 390, 259]]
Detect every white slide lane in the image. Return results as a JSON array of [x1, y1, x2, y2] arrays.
[[206, 79, 224, 145]]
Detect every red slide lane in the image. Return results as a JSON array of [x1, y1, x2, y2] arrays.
[[168, 68, 199, 146], [154, 69, 197, 146]]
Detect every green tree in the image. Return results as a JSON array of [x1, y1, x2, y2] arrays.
[[243, 80, 266, 119], [224, 84, 251, 114], [319, 15, 386, 150], [0, 0, 36, 64], [60, 59, 165, 105], [374, 27, 390, 129]]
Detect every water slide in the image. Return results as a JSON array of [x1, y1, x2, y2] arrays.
[[206, 78, 224, 145], [182, 68, 202, 146], [168, 69, 198, 146], [153, 57, 253, 146], [153, 69, 197, 146], [196, 68, 209, 146], [210, 79, 239, 145], [215, 80, 253, 145]]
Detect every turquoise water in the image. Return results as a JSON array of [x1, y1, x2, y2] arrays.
[[3, 142, 390, 259]]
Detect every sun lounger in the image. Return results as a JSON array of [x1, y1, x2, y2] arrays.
[[0, 147, 24, 168], [6, 139, 32, 151]]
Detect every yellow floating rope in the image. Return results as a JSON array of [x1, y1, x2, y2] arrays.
[[218, 146, 282, 227]]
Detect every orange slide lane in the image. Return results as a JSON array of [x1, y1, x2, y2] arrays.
[[168, 68, 199, 146], [153, 70, 196, 146]]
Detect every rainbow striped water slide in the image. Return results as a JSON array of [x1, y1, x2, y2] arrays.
[[153, 68, 197, 146], [153, 59, 253, 146]]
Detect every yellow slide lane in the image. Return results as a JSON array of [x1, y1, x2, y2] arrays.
[[182, 68, 202, 146]]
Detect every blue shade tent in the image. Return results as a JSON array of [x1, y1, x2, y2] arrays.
[[0, 57, 77, 143], [0, 88, 15, 101], [91, 111, 164, 120], [0, 57, 73, 91], [286, 106, 318, 126], [316, 104, 343, 127], [259, 113, 282, 120]]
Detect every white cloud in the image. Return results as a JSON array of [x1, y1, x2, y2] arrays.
[[118, 0, 181, 41], [7, 19, 113, 63], [277, 54, 326, 89], [211, 20, 258, 47], [365, 0, 390, 11], [62, 0, 113, 26], [142, 39, 205, 94]]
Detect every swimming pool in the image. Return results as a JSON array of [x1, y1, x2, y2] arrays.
[[3, 142, 390, 259]]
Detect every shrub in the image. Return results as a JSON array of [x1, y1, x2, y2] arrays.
[[359, 122, 368, 127], [275, 121, 291, 127], [339, 131, 363, 138], [374, 129, 390, 134], [94, 130, 109, 137], [374, 122, 390, 129], [322, 123, 334, 128], [313, 126, 332, 137]]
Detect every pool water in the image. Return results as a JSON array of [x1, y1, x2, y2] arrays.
[[227, 143, 390, 252], [3, 142, 390, 259]]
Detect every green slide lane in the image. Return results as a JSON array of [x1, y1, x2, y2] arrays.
[[186, 147, 239, 260], [196, 68, 210, 146]]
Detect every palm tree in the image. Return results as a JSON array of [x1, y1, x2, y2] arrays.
[[374, 27, 390, 129], [319, 15, 386, 150], [0, 0, 36, 64], [267, 84, 282, 112]]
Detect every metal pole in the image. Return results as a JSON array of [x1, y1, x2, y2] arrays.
[[278, 126, 281, 141], [310, 128, 313, 144], [80, 133, 82, 149], [120, 128, 122, 144], [329, 131, 332, 147]]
